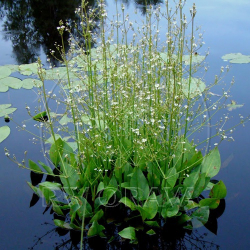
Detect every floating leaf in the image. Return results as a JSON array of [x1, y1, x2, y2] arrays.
[[6, 64, 19, 73], [0, 77, 22, 89], [0, 66, 11, 79], [22, 78, 43, 89], [59, 115, 73, 125], [183, 54, 205, 65], [227, 100, 243, 111], [222, 53, 250, 64], [44, 67, 78, 80], [19, 63, 39, 75], [181, 77, 206, 98], [0, 104, 17, 117], [0, 83, 8, 92], [0, 126, 10, 143]]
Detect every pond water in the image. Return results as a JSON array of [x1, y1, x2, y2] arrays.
[[0, 0, 250, 249]]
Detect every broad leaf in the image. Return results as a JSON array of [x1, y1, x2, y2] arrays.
[[130, 168, 149, 201], [209, 180, 227, 199], [88, 221, 105, 237], [0, 126, 10, 143], [201, 147, 221, 178], [118, 227, 136, 240]]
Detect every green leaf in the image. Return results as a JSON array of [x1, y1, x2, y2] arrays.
[[60, 162, 79, 195], [0, 66, 11, 79], [51, 200, 64, 216], [182, 54, 205, 65], [201, 147, 221, 178], [27, 181, 40, 196], [199, 198, 220, 209], [130, 168, 149, 201], [227, 100, 243, 111], [0, 83, 8, 92], [6, 64, 19, 73], [54, 219, 72, 229], [19, 63, 39, 75], [29, 159, 43, 173], [32, 111, 48, 122], [90, 209, 104, 223], [166, 167, 179, 188], [161, 197, 180, 218], [39, 181, 61, 190], [222, 53, 250, 64], [0, 104, 17, 117], [22, 78, 42, 89], [119, 197, 137, 211], [49, 138, 74, 166], [181, 77, 206, 98], [88, 221, 105, 237], [0, 126, 10, 143], [38, 161, 53, 175], [209, 180, 227, 199], [44, 67, 78, 80], [144, 221, 160, 228], [118, 227, 136, 240], [0, 77, 22, 89], [191, 206, 209, 225], [39, 185, 55, 204], [76, 197, 93, 218], [192, 173, 207, 198], [97, 182, 105, 194], [146, 229, 156, 235], [59, 115, 73, 125], [142, 192, 158, 220]]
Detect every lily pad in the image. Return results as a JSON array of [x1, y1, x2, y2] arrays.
[[227, 100, 243, 111], [0, 126, 11, 143], [178, 77, 205, 98], [0, 104, 17, 117], [0, 66, 11, 79], [0, 83, 9, 92], [44, 67, 78, 80], [59, 115, 73, 125], [183, 54, 205, 65], [19, 63, 39, 75], [222, 53, 250, 64], [0, 77, 22, 89], [22, 78, 43, 89], [6, 64, 19, 73]]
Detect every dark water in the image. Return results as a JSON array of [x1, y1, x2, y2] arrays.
[[0, 0, 250, 249]]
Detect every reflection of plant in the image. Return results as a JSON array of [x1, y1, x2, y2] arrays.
[[4, 0, 249, 248]]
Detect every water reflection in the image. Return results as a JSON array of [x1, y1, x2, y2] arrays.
[[0, 0, 164, 65], [0, 0, 98, 65]]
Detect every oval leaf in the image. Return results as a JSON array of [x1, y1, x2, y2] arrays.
[[0, 126, 10, 143]]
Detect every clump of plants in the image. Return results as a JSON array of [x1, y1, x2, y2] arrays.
[[4, 0, 245, 247]]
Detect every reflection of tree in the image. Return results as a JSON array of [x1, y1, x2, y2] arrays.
[[0, 0, 163, 65], [119, 0, 163, 14], [0, 0, 41, 64], [0, 0, 98, 65]]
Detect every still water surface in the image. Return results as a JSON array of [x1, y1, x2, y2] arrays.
[[0, 0, 250, 249]]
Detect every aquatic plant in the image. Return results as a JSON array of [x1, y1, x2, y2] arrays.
[[3, 0, 248, 247]]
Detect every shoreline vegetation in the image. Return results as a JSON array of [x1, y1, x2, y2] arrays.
[[1, 0, 248, 248]]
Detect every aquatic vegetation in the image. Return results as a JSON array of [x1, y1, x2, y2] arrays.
[[2, 0, 248, 247], [222, 53, 250, 64]]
